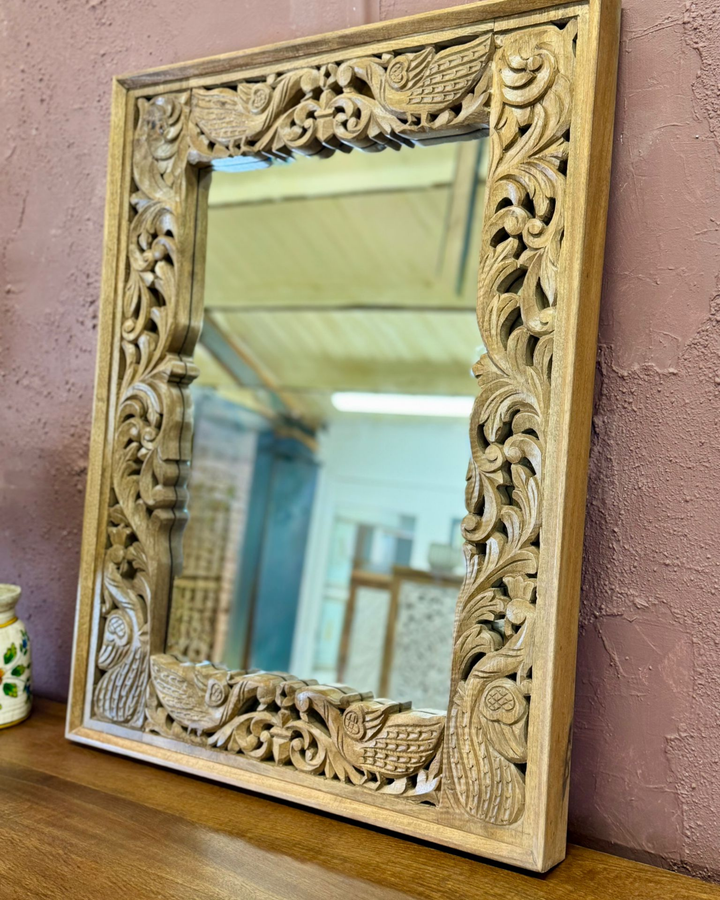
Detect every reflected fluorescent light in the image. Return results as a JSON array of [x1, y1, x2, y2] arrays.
[[331, 392, 474, 418]]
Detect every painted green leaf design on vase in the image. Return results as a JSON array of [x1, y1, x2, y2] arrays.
[[11, 665, 25, 677], [3, 644, 17, 665], [3, 683, 18, 698]]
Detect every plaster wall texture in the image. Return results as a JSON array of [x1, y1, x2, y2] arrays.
[[1, 0, 719, 882]]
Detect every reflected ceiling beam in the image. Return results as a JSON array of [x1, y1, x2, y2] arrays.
[[203, 285, 480, 314], [437, 140, 488, 296], [210, 184, 461, 210], [200, 312, 314, 433], [208, 142, 472, 207], [205, 303, 476, 314]]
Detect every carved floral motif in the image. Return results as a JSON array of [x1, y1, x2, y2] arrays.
[[93, 93, 197, 726], [147, 655, 443, 802], [92, 22, 576, 826], [187, 33, 494, 164], [445, 23, 575, 825]]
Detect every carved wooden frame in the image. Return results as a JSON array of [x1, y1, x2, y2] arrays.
[[67, 0, 619, 872]]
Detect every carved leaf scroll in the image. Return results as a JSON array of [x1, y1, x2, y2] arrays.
[[444, 23, 575, 825], [186, 33, 494, 164], [93, 93, 198, 726], [92, 27, 495, 732], [146, 655, 444, 802], [92, 21, 576, 827]]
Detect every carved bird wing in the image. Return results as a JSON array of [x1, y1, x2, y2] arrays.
[[191, 88, 252, 146], [96, 610, 133, 670], [93, 562, 148, 725], [383, 34, 493, 114], [103, 558, 144, 624], [345, 707, 445, 778], [449, 675, 527, 825], [93, 645, 147, 726], [150, 654, 209, 728]]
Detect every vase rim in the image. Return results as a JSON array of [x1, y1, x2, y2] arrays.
[[0, 584, 21, 606]]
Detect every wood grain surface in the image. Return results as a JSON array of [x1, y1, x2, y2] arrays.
[[70, 1, 621, 870], [2, 700, 718, 900]]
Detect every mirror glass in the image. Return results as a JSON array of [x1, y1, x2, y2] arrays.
[[167, 139, 487, 712]]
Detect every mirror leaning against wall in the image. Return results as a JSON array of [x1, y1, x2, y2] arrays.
[[166, 137, 488, 713]]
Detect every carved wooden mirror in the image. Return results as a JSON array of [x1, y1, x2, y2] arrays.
[[68, 0, 619, 872]]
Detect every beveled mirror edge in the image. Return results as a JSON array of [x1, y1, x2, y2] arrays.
[[66, 0, 620, 872]]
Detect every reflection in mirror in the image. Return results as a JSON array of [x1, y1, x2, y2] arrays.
[[167, 139, 487, 713]]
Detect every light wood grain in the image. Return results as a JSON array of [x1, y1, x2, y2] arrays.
[[525, 0, 622, 869], [68, 0, 621, 874], [66, 78, 135, 736], [9, 701, 720, 900]]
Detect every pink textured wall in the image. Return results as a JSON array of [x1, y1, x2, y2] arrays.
[[1, 0, 719, 882], [571, 0, 720, 881]]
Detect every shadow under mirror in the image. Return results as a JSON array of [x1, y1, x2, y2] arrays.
[[168, 138, 488, 714]]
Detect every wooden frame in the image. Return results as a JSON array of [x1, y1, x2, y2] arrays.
[[379, 566, 463, 699], [338, 570, 393, 686], [67, 0, 620, 872], [338, 567, 464, 704]]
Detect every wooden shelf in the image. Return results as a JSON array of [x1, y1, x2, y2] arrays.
[[2, 699, 717, 900]]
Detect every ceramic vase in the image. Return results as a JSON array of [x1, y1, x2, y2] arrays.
[[0, 585, 32, 728]]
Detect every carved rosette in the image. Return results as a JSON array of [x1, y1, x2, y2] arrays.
[[444, 23, 575, 825], [92, 22, 576, 824]]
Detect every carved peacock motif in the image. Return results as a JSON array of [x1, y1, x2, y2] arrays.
[[190, 75, 307, 149], [149, 654, 289, 735], [186, 32, 494, 161], [147, 657, 444, 795], [305, 697, 445, 780], [94, 560, 149, 726], [379, 34, 493, 117]]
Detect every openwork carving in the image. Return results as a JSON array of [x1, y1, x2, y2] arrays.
[[93, 93, 197, 725], [445, 23, 575, 825], [187, 33, 494, 163], [92, 20, 576, 826], [147, 655, 444, 802]]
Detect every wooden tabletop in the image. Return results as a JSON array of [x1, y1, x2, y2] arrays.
[[2, 700, 717, 900]]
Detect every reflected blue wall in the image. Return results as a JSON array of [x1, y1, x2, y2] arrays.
[[228, 431, 318, 671]]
